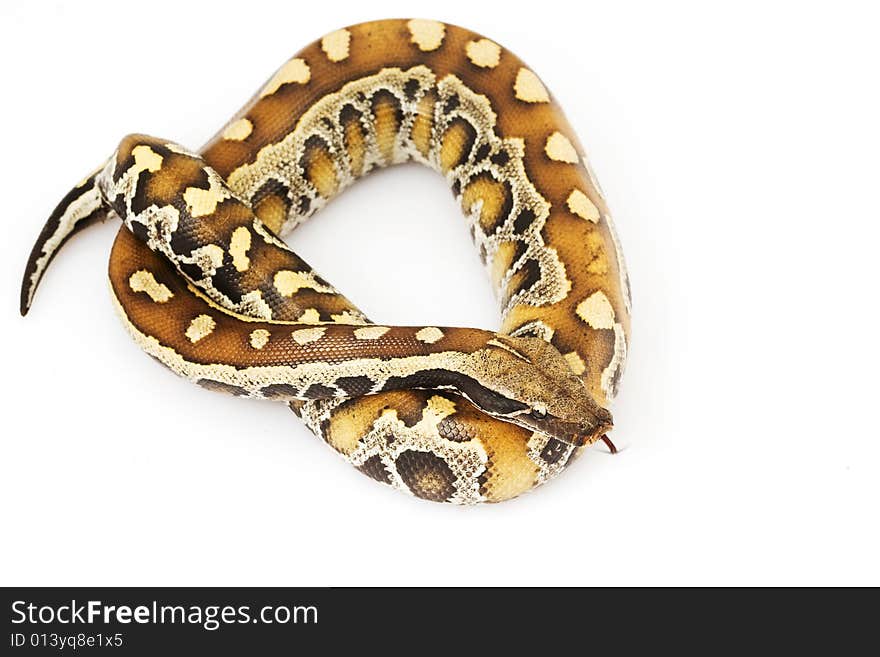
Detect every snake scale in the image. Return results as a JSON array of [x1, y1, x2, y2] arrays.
[[20, 19, 631, 504]]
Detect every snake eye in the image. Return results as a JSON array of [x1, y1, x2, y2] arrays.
[[530, 407, 547, 420]]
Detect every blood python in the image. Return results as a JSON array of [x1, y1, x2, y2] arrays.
[[20, 19, 631, 504]]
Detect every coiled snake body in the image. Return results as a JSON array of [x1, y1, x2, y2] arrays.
[[21, 19, 631, 504]]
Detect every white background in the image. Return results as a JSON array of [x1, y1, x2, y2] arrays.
[[1, 0, 877, 586]]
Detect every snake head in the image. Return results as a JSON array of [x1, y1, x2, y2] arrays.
[[474, 336, 614, 447]]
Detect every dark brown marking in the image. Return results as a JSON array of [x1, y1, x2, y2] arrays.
[[491, 150, 510, 166], [390, 397, 425, 428], [383, 369, 528, 416], [260, 383, 301, 400], [356, 455, 392, 484], [395, 450, 456, 502], [335, 375, 375, 396], [403, 78, 421, 101], [443, 94, 460, 114], [540, 438, 569, 464], [513, 209, 536, 234], [197, 380, 249, 396], [303, 382, 337, 399], [437, 415, 475, 443]]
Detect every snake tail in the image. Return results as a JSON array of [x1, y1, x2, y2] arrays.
[[20, 170, 109, 315]]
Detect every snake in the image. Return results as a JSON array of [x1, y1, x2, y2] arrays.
[[20, 19, 631, 504]]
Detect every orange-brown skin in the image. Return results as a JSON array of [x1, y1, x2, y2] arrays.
[[22, 19, 630, 503]]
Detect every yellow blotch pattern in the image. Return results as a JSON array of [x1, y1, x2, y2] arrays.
[[466, 39, 501, 68], [128, 270, 173, 303], [566, 189, 600, 223], [407, 19, 445, 51], [575, 291, 615, 329], [321, 29, 351, 62], [514, 68, 549, 103], [261, 58, 311, 97], [222, 118, 253, 141], [185, 314, 216, 343]]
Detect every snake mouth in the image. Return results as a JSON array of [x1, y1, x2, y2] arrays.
[[572, 407, 614, 447], [575, 420, 614, 447]]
